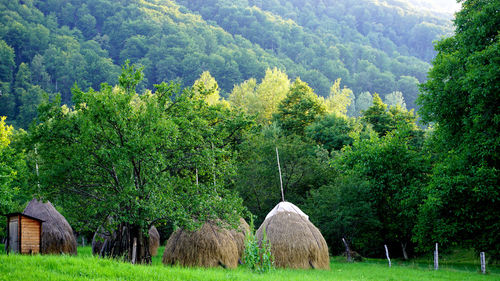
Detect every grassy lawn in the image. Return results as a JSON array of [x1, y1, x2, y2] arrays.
[[0, 245, 498, 281]]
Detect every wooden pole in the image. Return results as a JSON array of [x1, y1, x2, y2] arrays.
[[434, 243, 439, 270], [132, 238, 137, 264], [276, 147, 284, 202], [195, 168, 199, 186], [342, 238, 352, 262], [480, 252, 486, 274], [384, 244, 391, 267]]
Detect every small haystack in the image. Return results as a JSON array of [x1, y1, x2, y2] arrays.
[[229, 218, 250, 262], [256, 201, 330, 269], [149, 225, 160, 257], [162, 222, 239, 268], [23, 199, 77, 255]]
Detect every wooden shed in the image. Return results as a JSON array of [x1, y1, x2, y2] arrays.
[[5, 213, 44, 254]]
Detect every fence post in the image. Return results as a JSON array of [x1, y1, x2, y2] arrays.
[[384, 244, 391, 267], [342, 238, 352, 262], [480, 252, 486, 274], [434, 243, 439, 270]]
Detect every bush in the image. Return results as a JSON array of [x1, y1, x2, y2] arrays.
[[242, 218, 274, 273]]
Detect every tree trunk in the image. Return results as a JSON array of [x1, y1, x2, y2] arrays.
[[401, 242, 408, 260], [99, 223, 151, 264]]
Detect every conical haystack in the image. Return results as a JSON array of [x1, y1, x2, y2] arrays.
[[23, 199, 77, 255], [162, 222, 239, 268], [228, 218, 250, 261], [256, 202, 330, 269], [149, 225, 160, 257]]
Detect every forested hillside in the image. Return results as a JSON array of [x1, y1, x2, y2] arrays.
[[0, 0, 451, 128]]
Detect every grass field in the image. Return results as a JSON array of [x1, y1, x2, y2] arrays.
[[0, 245, 498, 281]]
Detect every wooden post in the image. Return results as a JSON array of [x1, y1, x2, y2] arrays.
[[480, 252, 486, 274], [195, 168, 199, 186], [434, 243, 439, 270], [342, 238, 352, 262], [132, 238, 137, 264], [384, 244, 391, 267], [276, 147, 284, 202]]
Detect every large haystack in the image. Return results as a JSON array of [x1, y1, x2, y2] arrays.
[[149, 225, 160, 257], [256, 202, 330, 269], [23, 199, 77, 255], [229, 218, 250, 261], [162, 222, 239, 268]]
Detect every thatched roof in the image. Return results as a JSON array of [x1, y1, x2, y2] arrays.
[[256, 202, 330, 269], [162, 222, 239, 268], [149, 225, 160, 257], [228, 218, 250, 261], [23, 199, 77, 255]]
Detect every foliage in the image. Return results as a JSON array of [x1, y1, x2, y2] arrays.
[[334, 123, 430, 256], [0, 116, 27, 237], [243, 217, 274, 273], [27, 64, 248, 263], [0, 0, 450, 127], [274, 78, 326, 136], [235, 125, 332, 225], [416, 0, 500, 260]]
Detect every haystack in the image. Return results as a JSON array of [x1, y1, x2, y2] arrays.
[[23, 199, 77, 255], [256, 201, 330, 269], [228, 218, 250, 261], [149, 225, 160, 256], [162, 222, 239, 268]]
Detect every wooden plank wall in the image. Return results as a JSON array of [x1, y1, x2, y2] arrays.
[[20, 216, 41, 254]]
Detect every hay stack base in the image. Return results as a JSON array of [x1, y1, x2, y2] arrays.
[[229, 218, 250, 262], [149, 225, 160, 257], [162, 222, 239, 269], [23, 199, 77, 255], [256, 202, 330, 269]]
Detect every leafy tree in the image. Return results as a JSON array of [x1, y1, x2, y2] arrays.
[[362, 93, 419, 137], [0, 40, 15, 119], [235, 125, 332, 225], [28, 64, 247, 263], [416, 0, 500, 259], [324, 78, 353, 117], [336, 123, 430, 258], [384, 91, 407, 110], [0, 116, 27, 237], [304, 173, 382, 256], [355, 91, 372, 116], [274, 78, 326, 136], [305, 114, 371, 152]]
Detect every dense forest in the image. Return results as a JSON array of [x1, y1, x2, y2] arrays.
[[0, 0, 452, 128], [1, 0, 498, 265]]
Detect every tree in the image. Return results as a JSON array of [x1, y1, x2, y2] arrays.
[[355, 91, 372, 116], [29, 64, 247, 264], [0, 40, 16, 119], [0, 116, 27, 237], [336, 123, 430, 258], [384, 91, 407, 110], [416, 0, 500, 259], [274, 78, 326, 136], [324, 78, 353, 117]]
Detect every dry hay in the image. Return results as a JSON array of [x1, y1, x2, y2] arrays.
[[256, 203, 330, 269], [228, 218, 250, 261], [162, 222, 239, 268], [23, 199, 77, 255], [149, 225, 160, 257]]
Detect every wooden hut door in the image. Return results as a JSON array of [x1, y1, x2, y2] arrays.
[[9, 220, 19, 253]]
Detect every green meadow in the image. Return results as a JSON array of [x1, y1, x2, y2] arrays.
[[0, 246, 498, 281]]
